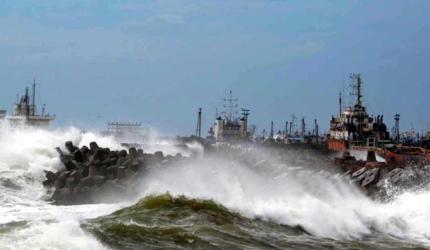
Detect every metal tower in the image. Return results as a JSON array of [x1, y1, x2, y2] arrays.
[[394, 113, 400, 143], [350, 74, 363, 107], [196, 108, 202, 138]]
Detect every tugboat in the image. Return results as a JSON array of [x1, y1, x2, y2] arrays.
[[327, 74, 390, 151], [7, 81, 55, 128]]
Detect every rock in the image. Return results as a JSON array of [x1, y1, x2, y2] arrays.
[[44, 170, 57, 184], [104, 166, 117, 179], [63, 159, 77, 171], [89, 142, 99, 154], [66, 177, 77, 192], [80, 145, 90, 155], [376, 168, 403, 188], [51, 188, 71, 203], [79, 176, 106, 188], [88, 165, 98, 177], [351, 167, 366, 178], [129, 147, 137, 158], [361, 168, 380, 187], [54, 171, 70, 189], [65, 141, 78, 154], [102, 157, 118, 167], [46, 141, 191, 205], [119, 150, 128, 158], [154, 151, 164, 160], [129, 160, 140, 172], [73, 149, 85, 163], [70, 170, 82, 183], [117, 166, 126, 180]]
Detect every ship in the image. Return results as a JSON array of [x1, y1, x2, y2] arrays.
[[7, 81, 55, 128], [327, 74, 390, 151], [211, 91, 251, 144]]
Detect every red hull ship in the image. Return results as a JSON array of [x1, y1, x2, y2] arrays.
[[327, 74, 390, 152], [327, 74, 430, 167]]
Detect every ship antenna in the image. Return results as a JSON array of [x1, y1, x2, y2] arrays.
[[339, 92, 342, 116], [351, 73, 363, 107], [350, 73, 363, 108], [357, 74, 362, 106]]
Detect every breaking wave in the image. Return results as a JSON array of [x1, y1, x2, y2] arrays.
[[132, 153, 430, 244], [0, 123, 429, 249]]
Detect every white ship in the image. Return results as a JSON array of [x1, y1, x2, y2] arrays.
[[7, 81, 55, 128]]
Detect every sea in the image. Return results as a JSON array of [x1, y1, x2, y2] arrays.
[[0, 124, 429, 250]]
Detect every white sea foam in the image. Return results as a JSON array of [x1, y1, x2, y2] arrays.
[[0, 123, 122, 250], [138, 154, 430, 244], [1, 123, 430, 249], [0, 123, 201, 249]]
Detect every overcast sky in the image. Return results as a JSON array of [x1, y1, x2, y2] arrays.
[[0, 0, 429, 135]]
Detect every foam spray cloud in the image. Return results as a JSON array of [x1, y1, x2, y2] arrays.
[[0, 123, 430, 249], [0, 123, 121, 249], [137, 148, 430, 243]]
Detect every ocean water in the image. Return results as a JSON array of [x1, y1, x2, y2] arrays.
[[0, 124, 429, 250]]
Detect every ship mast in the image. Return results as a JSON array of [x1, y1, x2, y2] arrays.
[[25, 86, 30, 122], [223, 90, 238, 122], [32, 79, 36, 116], [350, 73, 365, 141], [351, 73, 363, 108]]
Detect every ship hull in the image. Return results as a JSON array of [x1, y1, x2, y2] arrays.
[[326, 139, 348, 151], [381, 147, 430, 166]]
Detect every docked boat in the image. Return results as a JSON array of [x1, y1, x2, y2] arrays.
[[327, 74, 390, 151]]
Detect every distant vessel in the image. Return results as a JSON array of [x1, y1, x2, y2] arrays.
[[327, 74, 390, 151], [7, 81, 55, 128], [211, 91, 250, 143]]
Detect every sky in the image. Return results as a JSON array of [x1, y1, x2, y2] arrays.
[[0, 0, 429, 136]]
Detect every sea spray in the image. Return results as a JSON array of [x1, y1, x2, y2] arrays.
[[133, 149, 430, 244], [0, 124, 122, 250], [0, 124, 204, 249], [0, 124, 429, 249]]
